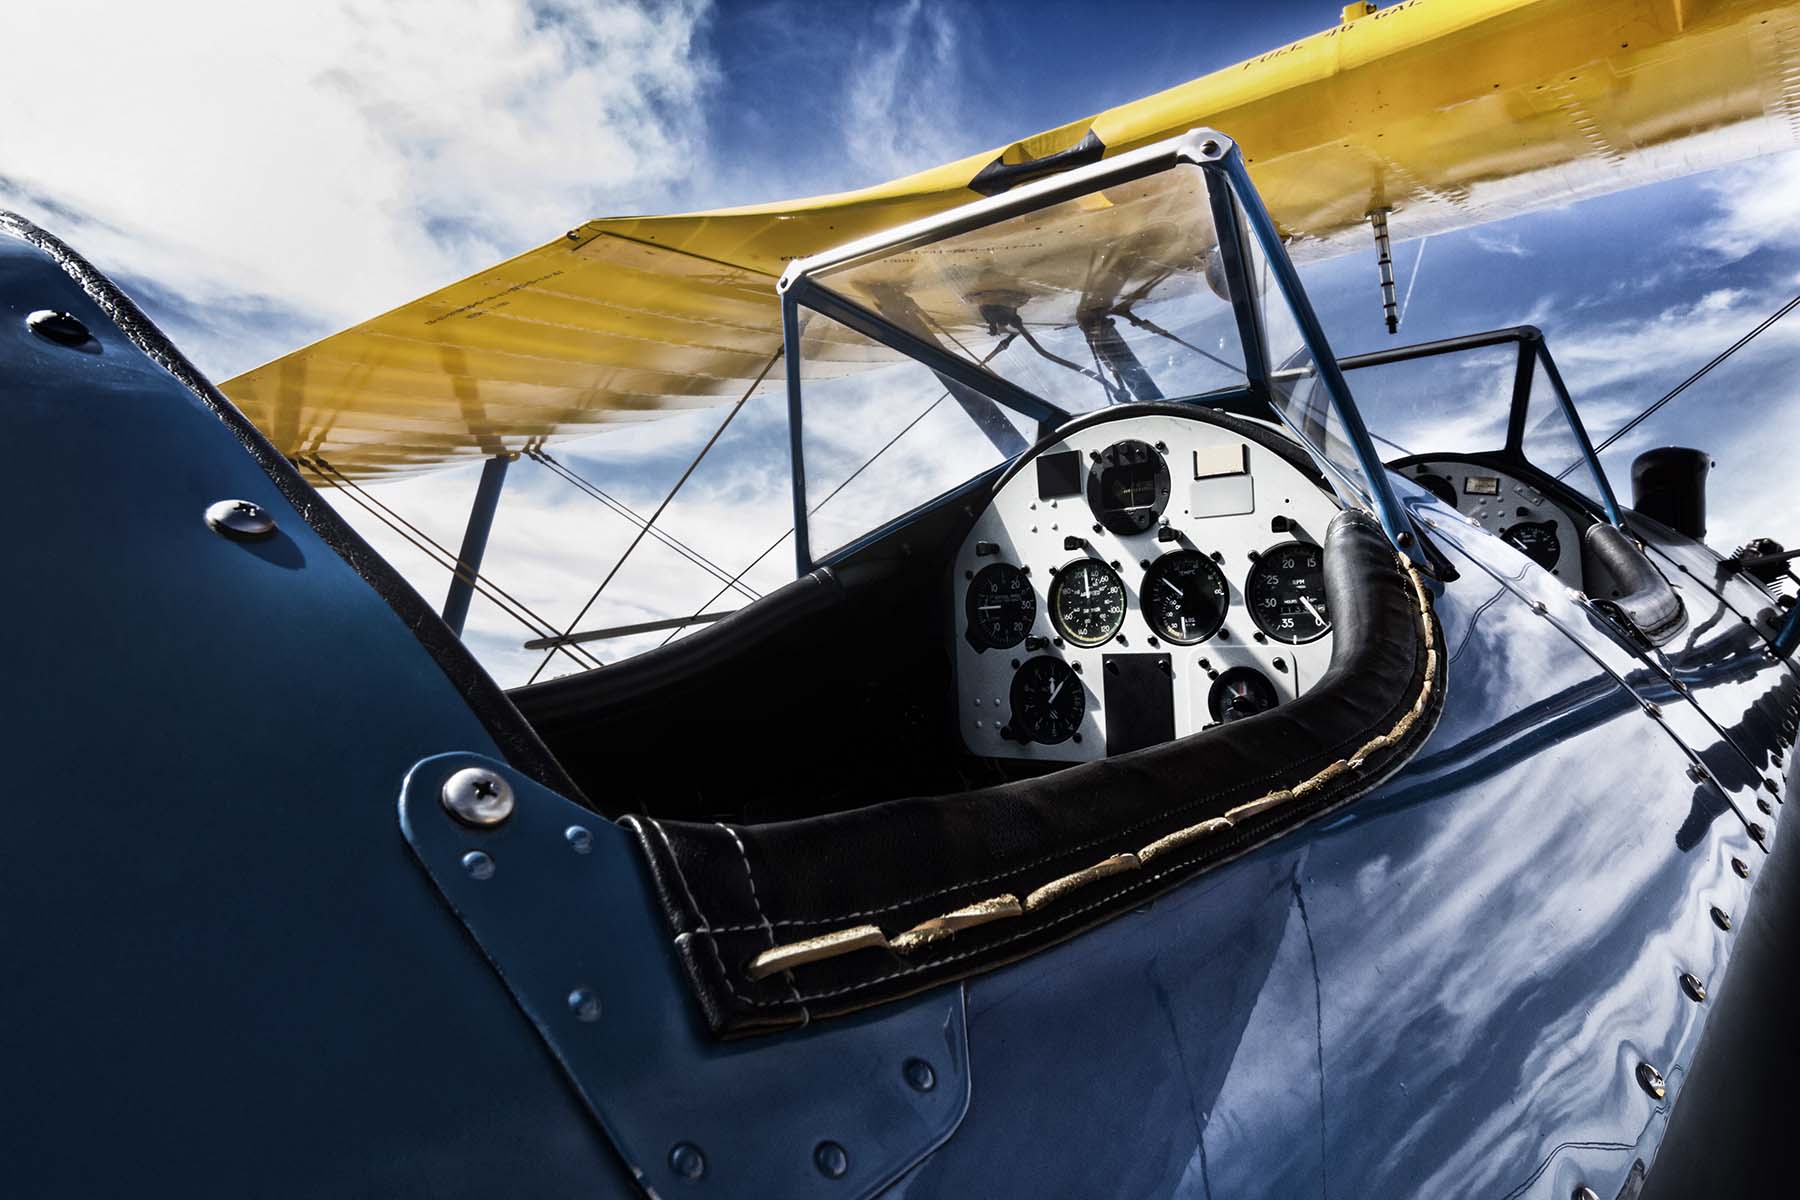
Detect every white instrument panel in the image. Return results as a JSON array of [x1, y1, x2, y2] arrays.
[[952, 413, 1341, 764], [1395, 459, 1583, 584]]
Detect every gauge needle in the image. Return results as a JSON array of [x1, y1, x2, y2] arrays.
[[1300, 595, 1325, 624], [978, 604, 1002, 611], [1084, 574, 1091, 599], [1047, 677, 1066, 704], [1163, 578, 1185, 599]]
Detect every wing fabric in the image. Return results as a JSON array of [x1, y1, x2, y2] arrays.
[[222, 0, 1800, 481]]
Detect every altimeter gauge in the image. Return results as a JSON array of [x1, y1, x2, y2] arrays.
[[1009, 656, 1084, 744], [965, 562, 1036, 650], [1049, 558, 1127, 647], [1142, 551, 1229, 645], [1246, 540, 1331, 644]]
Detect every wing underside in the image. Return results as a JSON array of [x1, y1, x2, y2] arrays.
[[221, 0, 1800, 482]]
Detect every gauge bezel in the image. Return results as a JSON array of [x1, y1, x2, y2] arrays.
[[1008, 655, 1085, 745], [1141, 550, 1230, 645], [1085, 438, 1172, 536], [1048, 558, 1128, 648], [1244, 539, 1332, 645], [1500, 519, 1561, 571], [964, 561, 1036, 650]]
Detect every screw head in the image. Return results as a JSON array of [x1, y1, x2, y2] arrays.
[[903, 1057, 937, 1092], [1732, 857, 1751, 879], [1574, 1188, 1600, 1200], [565, 825, 594, 854], [460, 850, 495, 881], [1758, 797, 1773, 815], [813, 1141, 849, 1180], [26, 309, 91, 346], [567, 987, 602, 1023], [669, 1142, 706, 1181], [1711, 905, 1733, 931], [204, 498, 277, 540], [1749, 823, 1767, 844], [442, 767, 515, 827], [1680, 972, 1707, 1002], [1637, 1061, 1667, 1099]]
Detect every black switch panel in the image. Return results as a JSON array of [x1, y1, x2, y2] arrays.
[[1036, 450, 1083, 500], [1102, 652, 1176, 755]]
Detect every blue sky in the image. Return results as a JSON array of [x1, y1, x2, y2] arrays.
[[3, 0, 1797, 685]]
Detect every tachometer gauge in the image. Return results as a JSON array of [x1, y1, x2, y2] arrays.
[[1246, 541, 1331, 644], [1501, 519, 1561, 571], [1142, 551, 1229, 645], [965, 562, 1036, 650], [1049, 559, 1127, 647], [1009, 656, 1084, 744]]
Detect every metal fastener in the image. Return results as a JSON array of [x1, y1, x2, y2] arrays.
[[669, 1143, 706, 1181], [441, 767, 515, 827], [1758, 797, 1773, 815], [1642, 701, 1662, 718], [26, 309, 91, 346], [204, 498, 277, 541], [1680, 972, 1707, 1003], [565, 825, 593, 854], [1573, 1188, 1600, 1200], [903, 1057, 937, 1092], [567, 987, 602, 1023], [1766, 779, 1780, 796], [1732, 857, 1751, 879], [1686, 763, 1709, 784], [1749, 823, 1766, 844], [460, 850, 495, 881], [1711, 905, 1732, 931], [1637, 1061, 1667, 1099], [814, 1141, 849, 1180]]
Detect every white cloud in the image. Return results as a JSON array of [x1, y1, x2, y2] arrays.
[[841, 0, 970, 181], [0, 0, 716, 376], [1696, 147, 1800, 260], [1468, 230, 1530, 258]]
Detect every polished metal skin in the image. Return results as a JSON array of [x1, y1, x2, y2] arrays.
[[2, 216, 1794, 1197]]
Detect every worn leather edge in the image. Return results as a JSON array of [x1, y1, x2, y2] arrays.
[[628, 510, 1443, 1037]]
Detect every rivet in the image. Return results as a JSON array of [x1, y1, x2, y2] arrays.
[[1637, 1061, 1667, 1099], [1711, 905, 1732, 931], [441, 767, 515, 827], [1732, 857, 1751, 878], [813, 1141, 849, 1180], [461, 850, 495, 881], [567, 987, 602, 1023], [565, 825, 593, 854], [1749, 823, 1767, 844], [1530, 600, 1548, 615], [903, 1057, 937, 1092], [1766, 779, 1780, 796], [1758, 797, 1773, 815], [1686, 763, 1708, 784], [26, 308, 91, 346], [1680, 972, 1707, 1002], [1642, 701, 1662, 718], [204, 498, 277, 540], [1574, 1188, 1600, 1200], [669, 1142, 706, 1180]]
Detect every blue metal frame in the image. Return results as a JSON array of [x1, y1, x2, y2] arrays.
[[441, 453, 512, 635], [1776, 601, 1800, 659], [1214, 148, 1424, 564]]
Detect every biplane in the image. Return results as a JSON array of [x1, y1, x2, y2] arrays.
[[4, 1, 1800, 1197]]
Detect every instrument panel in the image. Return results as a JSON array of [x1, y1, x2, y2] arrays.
[[1395, 459, 1584, 584], [952, 413, 1342, 764]]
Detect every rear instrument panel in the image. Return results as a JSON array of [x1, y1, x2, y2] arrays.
[[952, 414, 1341, 763]]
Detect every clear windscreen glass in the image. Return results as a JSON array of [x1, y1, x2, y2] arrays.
[[796, 307, 1036, 560], [1523, 352, 1616, 508], [1337, 343, 1519, 461], [812, 163, 1250, 413]]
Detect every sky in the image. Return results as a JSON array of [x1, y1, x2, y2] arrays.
[[3, 0, 1798, 687]]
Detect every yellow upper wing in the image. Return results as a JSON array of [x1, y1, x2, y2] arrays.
[[223, 0, 1800, 481]]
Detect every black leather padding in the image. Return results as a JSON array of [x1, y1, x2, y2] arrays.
[[1586, 523, 1686, 645], [626, 510, 1445, 1037]]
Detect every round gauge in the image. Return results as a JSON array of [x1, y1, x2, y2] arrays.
[[1086, 439, 1171, 535], [1209, 667, 1281, 724], [1008, 656, 1085, 745], [1142, 551, 1230, 645], [1501, 519, 1561, 571], [965, 563, 1036, 650], [1049, 558, 1127, 647], [1245, 541, 1332, 644]]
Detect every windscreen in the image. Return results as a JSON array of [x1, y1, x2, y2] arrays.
[[1338, 344, 1519, 461], [812, 163, 1250, 412]]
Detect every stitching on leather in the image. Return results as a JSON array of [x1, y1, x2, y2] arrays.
[[736, 554, 1439, 1002], [718, 821, 809, 1019], [700, 553, 1414, 931], [645, 816, 747, 1004], [748, 652, 1441, 1006]]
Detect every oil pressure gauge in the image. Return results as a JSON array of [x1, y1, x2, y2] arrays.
[[1246, 540, 1331, 644]]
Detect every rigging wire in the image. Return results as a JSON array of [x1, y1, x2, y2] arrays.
[[525, 347, 783, 684], [307, 455, 600, 665], [1398, 236, 1428, 329], [528, 449, 760, 602], [1562, 290, 1800, 478]]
